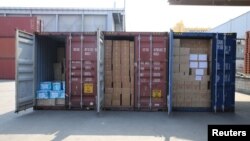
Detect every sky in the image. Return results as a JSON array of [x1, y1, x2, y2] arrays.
[[0, 0, 250, 32]]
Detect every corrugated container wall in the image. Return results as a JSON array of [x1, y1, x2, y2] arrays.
[[169, 32, 236, 113], [0, 17, 41, 79], [66, 33, 98, 109]]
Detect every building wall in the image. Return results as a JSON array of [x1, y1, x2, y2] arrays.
[[210, 11, 250, 39], [0, 7, 125, 32]]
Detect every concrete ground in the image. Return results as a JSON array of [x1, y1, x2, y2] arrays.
[[0, 80, 250, 141]]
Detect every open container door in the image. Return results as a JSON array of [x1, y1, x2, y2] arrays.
[[212, 33, 236, 112], [15, 30, 35, 113], [96, 29, 105, 113], [168, 30, 173, 115]]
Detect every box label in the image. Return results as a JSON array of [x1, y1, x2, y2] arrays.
[[84, 83, 93, 93], [152, 89, 162, 98]]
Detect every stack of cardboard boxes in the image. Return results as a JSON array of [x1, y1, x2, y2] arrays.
[[104, 40, 134, 108], [113, 41, 122, 106], [104, 40, 113, 106], [173, 39, 211, 108]]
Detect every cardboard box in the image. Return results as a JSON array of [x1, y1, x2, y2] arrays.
[[105, 64, 112, 71], [122, 94, 130, 106], [105, 40, 112, 47], [122, 81, 130, 88], [179, 48, 190, 55], [189, 54, 198, 61], [174, 56, 180, 64], [130, 87, 134, 96], [174, 39, 180, 47], [105, 70, 112, 76], [180, 63, 189, 73], [105, 94, 112, 106], [190, 61, 198, 68], [174, 64, 180, 73], [174, 46, 180, 56], [203, 76, 210, 81], [113, 82, 121, 88], [131, 94, 134, 106], [113, 41, 120, 47], [105, 76, 113, 87], [122, 88, 130, 95], [200, 81, 209, 90], [112, 99, 121, 106], [180, 55, 189, 64], [105, 88, 113, 94]]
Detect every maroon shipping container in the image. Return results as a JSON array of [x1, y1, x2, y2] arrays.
[[0, 17, 41, 37], [0, 58, 15, 79], [135, 33, 168, 110], [244, 32, 250, 74], [103, 32, 169, 111], [0, 38, 15, 58], [0, 38, 15, 79], [66, 33, 98, 109], [0, 17, 42, 80]]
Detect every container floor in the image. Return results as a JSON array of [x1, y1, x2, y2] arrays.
[[1, 80, 250, 141]]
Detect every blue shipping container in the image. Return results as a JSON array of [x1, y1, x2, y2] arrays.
[[168, 31, 236, 113]]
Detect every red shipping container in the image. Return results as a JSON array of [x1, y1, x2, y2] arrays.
[[135, 33, 168, 110], [0, 38, 15, 58], [66, 34, 98, 108], [0, 58, 15, 79], [0, 17, 41, 37]]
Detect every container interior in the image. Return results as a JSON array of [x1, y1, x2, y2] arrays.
[[173, 38, 212, 108], [35, 34, 66, 106], [103, 35, 135, 109]]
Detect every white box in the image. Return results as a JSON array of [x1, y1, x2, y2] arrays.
[[196, 69, 204, 75], [195, 75, 202, 81], [190, 62, 198, 68], [198, 54, 207, 61], [199, 62, 208, 68], [189, 54, 198, 61]]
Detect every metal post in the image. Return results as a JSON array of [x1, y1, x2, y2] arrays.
[[69, 34, 72, 109], [80, 35, 83, 109], [149, 35, 152, 110], [138, 35, 141, 109]]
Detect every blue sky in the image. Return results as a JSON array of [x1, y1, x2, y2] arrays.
[[0, 0, 250, 31]]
